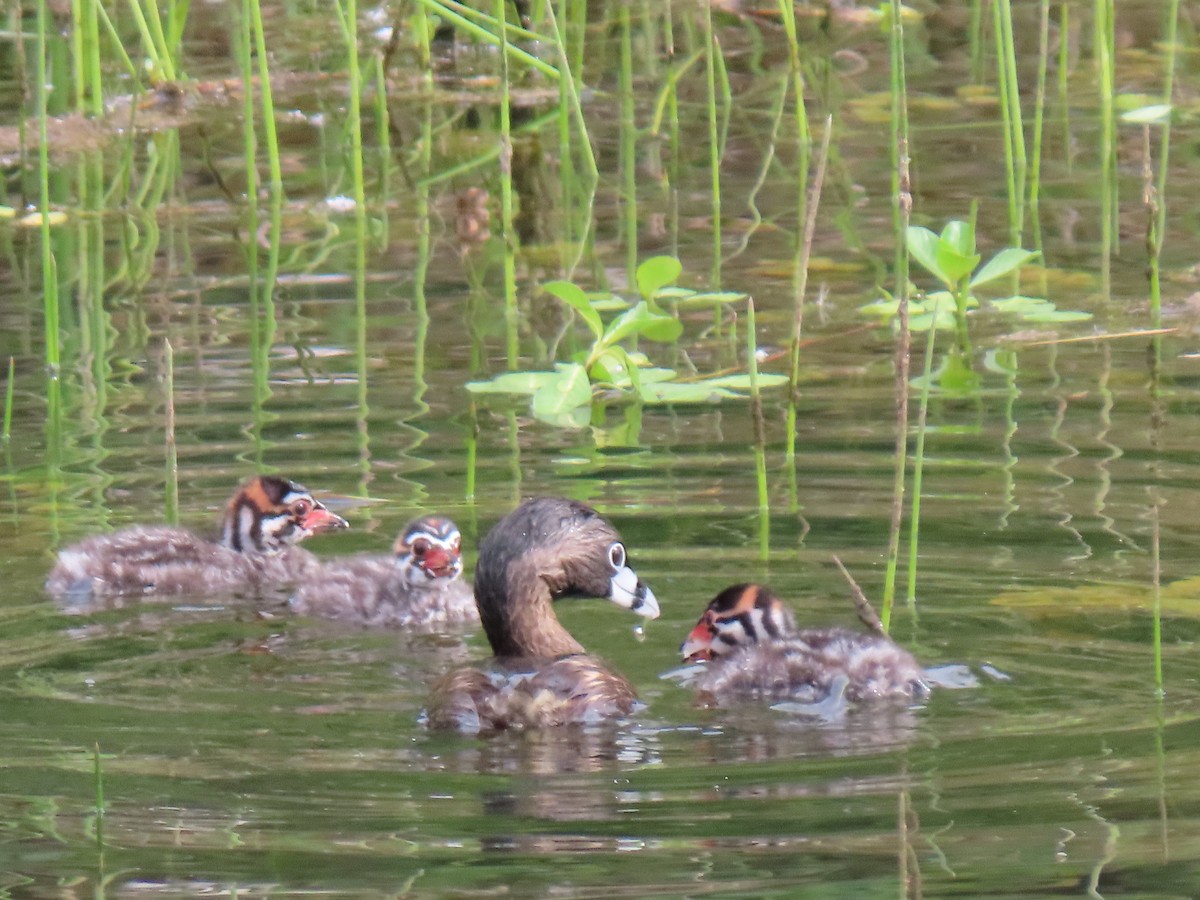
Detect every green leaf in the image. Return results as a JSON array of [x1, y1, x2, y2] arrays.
[[600, 301, 683, 348], [934, 239, 980, 285], [704, 373, 790, 390], [543, 280, 602, 340], [639, 312, 684, 343], [636, 255, 683, 302], [989, 295, 1055, 315], [638, 381, 742, 404], [466, 371, 561, 395], [860, 298, 901, 318], [970, 248, 1039, 289], [984, 348, 1019, 375], [909, 309, 957, 332], [531, 363, 592, 421], [1020, 308, 1093, 323], [1119, 103, 1172, 125], [940, 220, 976, 257], [906, 226, 947, 286], [588, 350, 625, 385]]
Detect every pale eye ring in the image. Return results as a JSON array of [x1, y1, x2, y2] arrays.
[[608, 542, 626, 570], [411, 538, 430, 558], [292, 499, 312, 518]]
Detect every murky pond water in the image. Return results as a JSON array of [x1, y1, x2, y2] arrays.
[[5, 2, 1200, 896]]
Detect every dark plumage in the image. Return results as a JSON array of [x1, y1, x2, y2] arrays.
[[289, 515, 477, 628], [680, 583, 928, 706], [46, 476, 347, 602], [425, 497, 659, 732]]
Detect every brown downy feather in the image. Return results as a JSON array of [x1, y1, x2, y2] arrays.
[[46, 476, 346, 603], [680, 583, 927, 707], [290, 515, 477, 629]]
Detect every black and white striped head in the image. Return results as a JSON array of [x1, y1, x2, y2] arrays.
[[680, 583, 797, 662], [220, 476, 348, 554], [393, 515, 464, 585]]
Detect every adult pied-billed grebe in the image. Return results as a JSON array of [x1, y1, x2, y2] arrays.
[[45, 475, 348, 602], [289, 514, 477, 628], [425, 497, 659, 732], [679, 583, 928, 707]]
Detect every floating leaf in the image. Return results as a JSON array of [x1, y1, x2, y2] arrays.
[[909, 308, 957, 332], [860, 298, 900, 318], [971, 248, 1039, 289], [636, 255, 683, 303], [1119, 103, 1172, 125], [1020, 308, 1093, 323], [532, 363, 592, 421], [466, 371, 561, 395], [703, 373, 790, 390], [989, 295, 1053, 314], [658, 287, 748, 308], [638, 382, 741, 404], [16, 210, 68, 228], [543, 280, 602, 340]]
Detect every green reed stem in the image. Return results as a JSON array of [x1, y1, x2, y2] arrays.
[[70, 0, 84, 110], [618, 2, 637, 286], [164, 339, 178, 525], [545, 0, 597, 185], [1057, 1, 1070, 173], [36, 0, 60, 376], [236, 0, 258, 277], [93, 743, 104, 847], [411, 0, 559, 79], [248, 0, 281, 203], [703, 2, 722, 288], [1095, 0, 1116, 295], [1151, 493, 1163, 697], [1151, 0, 1180, 332], [747, 298, 769, 560], [881, 0, 913, 634], [663, 4, 680, 257], [123, 0, 174, 82], [993, 0, 1026, 245], [553, 0, 575, 252], [2, 358, 14, 444], [373, 53, 391, 249], [906, 303, 939, 605], [967, 0, 983, 82], [497, 0, 518, 369], [93, 2, 136, 80], [1028, 0, 1050, 255]]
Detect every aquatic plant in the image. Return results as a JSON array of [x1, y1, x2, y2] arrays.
[[862, 221, 1088, 357], [467, 256, 785, 428]]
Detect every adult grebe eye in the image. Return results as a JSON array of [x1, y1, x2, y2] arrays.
[[608, 542, 626, 570], [411, 538, 430, 558]]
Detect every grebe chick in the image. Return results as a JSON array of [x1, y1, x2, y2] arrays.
[[680, 583, 927, 706], [46, 475, 347, 602], [289, 515, 476, 628], [425, 497, 658, 732]]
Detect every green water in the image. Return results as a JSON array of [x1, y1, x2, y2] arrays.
[[4, 2, 1200, 896]]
